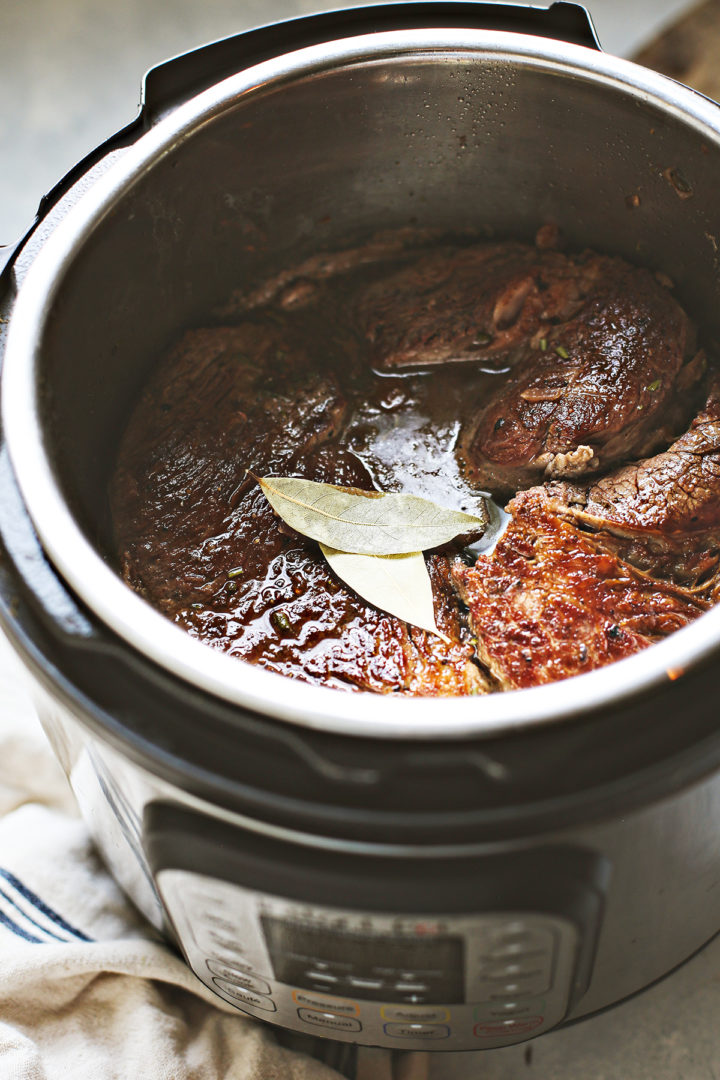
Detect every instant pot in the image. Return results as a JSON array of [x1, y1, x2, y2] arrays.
[[2, 0, 720, 1057]]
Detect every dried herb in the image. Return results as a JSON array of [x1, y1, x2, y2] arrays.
[[320, 545, 450, 643], [270, 610, 294, 635], [253, 474, 487, 555]]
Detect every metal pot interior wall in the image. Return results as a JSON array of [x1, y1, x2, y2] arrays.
[[36, 44, 720, 556]]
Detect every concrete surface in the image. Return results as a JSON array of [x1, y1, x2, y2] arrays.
[[2, 1, 719, 1078]]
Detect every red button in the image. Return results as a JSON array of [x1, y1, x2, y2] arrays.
[[474, 1016, 544, 1038]]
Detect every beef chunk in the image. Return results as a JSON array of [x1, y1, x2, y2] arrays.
[[112, 237, 713, 698], [111, 324, 348, 609], [112, 325, 486, 696], [459, 256, 701, 494], [356, 242, 575, 371], [528, 373, 720, 586], [452, 493, 706, 690]]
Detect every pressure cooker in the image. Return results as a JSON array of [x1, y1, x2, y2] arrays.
[[1, 0, 720, 1056]]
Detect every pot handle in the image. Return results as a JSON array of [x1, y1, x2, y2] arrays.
[[142, 2, 601, 123], [0, 2, 600, 295]]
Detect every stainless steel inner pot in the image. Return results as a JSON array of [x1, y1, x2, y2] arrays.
[[5, 22, 720, 738]]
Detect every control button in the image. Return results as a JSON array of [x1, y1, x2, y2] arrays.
[[485, 963, 544, 981], [394, 982, 428, 993], [348, 977, 383, 991], [202, 941, 251, 965], [474, 1016, 544, 1038], [292, 990, 359, 1016], [488, 974, 549, 998], [209, 969, 271, 996], [382, 1006, 450, 1024], [484, 999, 545, 1019], [306, 971, 339, 984], [206, 910, 236, 928], [486, 943, 546, 961], [489, 926, 555, 952], [202, 929, 244, 953], [212, 978, 276, 1012], [297, 1009, 362, 1033], [383, 1023, 450, 1041], [206, 958, 256, 981]]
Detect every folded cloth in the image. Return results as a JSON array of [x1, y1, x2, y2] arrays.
[[0, 634, 346, 1080]]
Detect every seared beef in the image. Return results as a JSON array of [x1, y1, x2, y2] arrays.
[[356, 242, 572, 371], [459, 258, 701, 494], [112, 325, 348, 610], [218, 228, 438, 316], [112, 237, 715, 698], [526, 374, 720, 587], [452, 492, 706, 690], [112, 325, 485, 696], [182, 537, 486, 696]]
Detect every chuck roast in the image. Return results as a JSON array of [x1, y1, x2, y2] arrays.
[[452, 489, 707, 690], [111, 324, 486, 696], [356, 240, 701, 495], [112, 236, 717, 698], [525, 373, 720, 588], [459, 258, 702, 494]]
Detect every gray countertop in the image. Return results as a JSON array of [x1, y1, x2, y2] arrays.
[[1, 1, 719, 1077]]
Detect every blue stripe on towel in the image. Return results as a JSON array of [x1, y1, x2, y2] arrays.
[[0, 885, 70, 942], [0, 906, 44, 944], [0, 868, 92, 942]]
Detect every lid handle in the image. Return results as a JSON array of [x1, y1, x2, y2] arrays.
[[142, 2, 601, 123]]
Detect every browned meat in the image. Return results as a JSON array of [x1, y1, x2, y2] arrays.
[[356, 242, 586, 371], [112, 324, 486, 696], [452, 493, 706, 690], [112, 237, 714, 698], [525, 374, 720, 587], [218, 228, 440, 316], [459, 259, 701, 494], [182, 538, 487, 696], [111, 324, 348, 609]]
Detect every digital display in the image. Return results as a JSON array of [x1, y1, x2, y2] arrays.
[[261, 916, 465, 1003]]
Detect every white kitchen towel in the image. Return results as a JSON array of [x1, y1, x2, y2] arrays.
[[0, 635, 348, 1080]]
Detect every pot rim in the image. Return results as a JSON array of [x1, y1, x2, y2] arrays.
[[5, 26, 720, 741]]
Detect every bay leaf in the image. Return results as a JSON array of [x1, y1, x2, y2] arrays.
[[254, 474, 486, 555], [320, 544, 451, 643]]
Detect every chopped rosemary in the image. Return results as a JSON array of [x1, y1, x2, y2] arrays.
[[539, 338, 548, 351], [227, 566, 244, 579], [555, 345, 569, 360], [647, 379, 661, 392]]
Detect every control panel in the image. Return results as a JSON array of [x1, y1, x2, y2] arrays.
[[158, 869, 580, 1051]]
